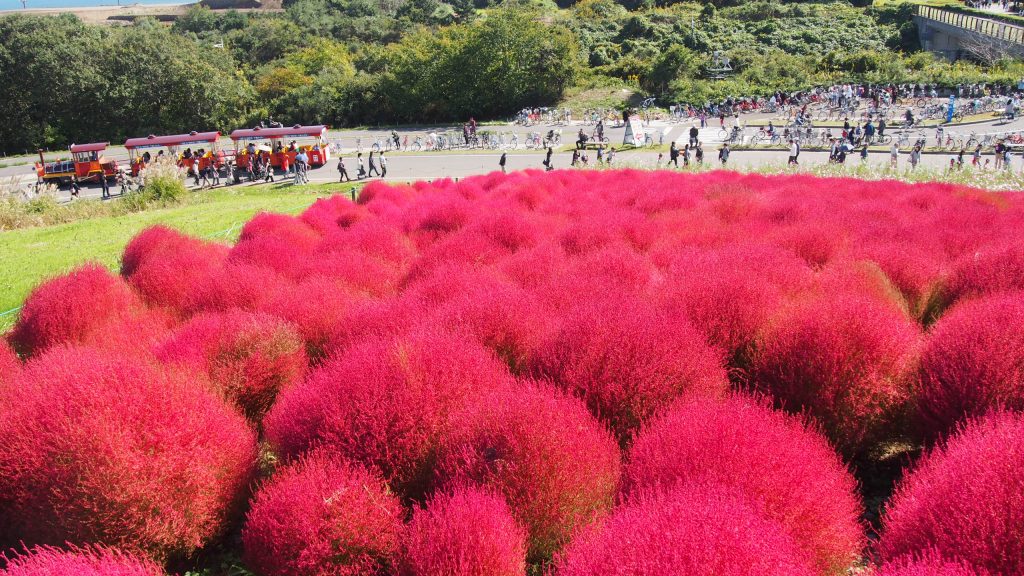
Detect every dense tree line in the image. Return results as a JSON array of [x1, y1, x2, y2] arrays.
[[1, 0, 1022, 154]]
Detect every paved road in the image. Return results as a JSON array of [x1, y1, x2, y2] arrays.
[[6, 113, 1024, 202]]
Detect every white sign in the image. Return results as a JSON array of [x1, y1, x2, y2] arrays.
[[623, 119, 646, 147]]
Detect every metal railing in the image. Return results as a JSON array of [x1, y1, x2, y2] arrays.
[[918, 5, 1024, 45]]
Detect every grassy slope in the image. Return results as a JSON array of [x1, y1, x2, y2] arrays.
[[0, 182, 354, 326]]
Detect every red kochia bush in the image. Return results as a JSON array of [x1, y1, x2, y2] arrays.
[[0, 545, 164, 576], [658, 243, 813, 365], [399, 485, 527, 576], [0, 346, 257, 561], [9, 264, 168, 357], [916, 292, 1024, 440], [434, 379, 621, 562], [120, 224, 196, 277], [875, 552, 991, 576], [242, 450, 402, 576], [623, 394, 863, 575], [155, 310, 308, 421], [751, 292, 922, 454], [264, 330, 508, 498], [533, 296, 728, 443], [879, 411, 1024, 575], [553, 482, 816, 576], [942, 240, 1024, 307], [0, 341, 19, 385], [121, 226, 229, 313]]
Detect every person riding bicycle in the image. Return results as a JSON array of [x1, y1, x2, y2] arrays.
[[766, 121, 775, 137], [904, 109, 915, 128], [546, 129, 557, 146], [392, 130, 401, 150]]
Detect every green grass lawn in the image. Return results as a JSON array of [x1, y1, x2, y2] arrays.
[[0, 182, 357, 329]]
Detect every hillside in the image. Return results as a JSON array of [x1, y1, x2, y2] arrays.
[[1, 0, 1022, 154]]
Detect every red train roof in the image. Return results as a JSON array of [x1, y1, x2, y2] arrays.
[[124, 131, 221, 149], [229, 125, 328, 141], [69, 142, 109, 153]]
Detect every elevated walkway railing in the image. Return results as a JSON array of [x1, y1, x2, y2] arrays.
[[917, 4, 1024, 45]]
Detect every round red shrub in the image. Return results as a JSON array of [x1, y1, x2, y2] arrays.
[[916, 291, 1024, 440], [876, 551, 991, 576], [434, 379, 621, 562], [879, 411, 1024, 575], [751, 292, 922, 454], [533, 296, 728, 443], [553, 482, 816, 576], [943, 240, 1024, 307], [398, 485, 527, 576], [184, 263, 289, 314], [261, 277, 371, 361], [0, 345, 258, 561], [0, 545, 164, 576], [659, 243, 813, 366], [623, 394, 863, 574], [155, 310, 308, 421], [121, 226, 229, 313], [264, 330, 508, 498], [300, 195, 365, 234], [10, 263, 169, 357], [120, 224, 194, 277], [242, 450, 402, 576]]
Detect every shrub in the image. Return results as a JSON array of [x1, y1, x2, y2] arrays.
[[398, 485, 527, 576], [879, 411, 1024, 575], [264, 330, 508, 498], [0, 345, 257, 561], [0, 341, 19, 385], [228, 213, 323, 280], [532, 296, 728, 443], [916, 291, 1024, 440], [184, 263, 288, 315], [138, 158, 187, 204], [552, 482, 816, 576], [155, 310, 308, 421], [750, 292, 922, 455], [623, 394, 863, 575], [121, 225, 193, 277], [241, 450, 402, 576], [434, 379, 621, 562], [941, 240, 1024, 310], [121, 227, 229, 313], [9, 263, 169, 358], [875, 551, 991, 576], [260, 277, 371, 361], [658, 243, 813, 367], [0, 545, 164, 576]]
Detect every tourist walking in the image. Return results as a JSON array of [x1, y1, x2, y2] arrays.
[[337, 156, 350, 182]]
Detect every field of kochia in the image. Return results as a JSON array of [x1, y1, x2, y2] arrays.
[[0, 169, 1022, 576]]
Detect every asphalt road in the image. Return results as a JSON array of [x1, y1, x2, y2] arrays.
[[6, 112, 1024, 202]]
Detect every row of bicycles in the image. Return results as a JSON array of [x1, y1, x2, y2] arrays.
[[352, 130, 526, 152], [746, 125, 1024, 151]]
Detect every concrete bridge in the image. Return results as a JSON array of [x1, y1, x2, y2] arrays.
[[914, 4, 1024, 59]]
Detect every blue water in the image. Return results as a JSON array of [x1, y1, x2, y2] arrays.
[[0, 0, 186, 10]]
